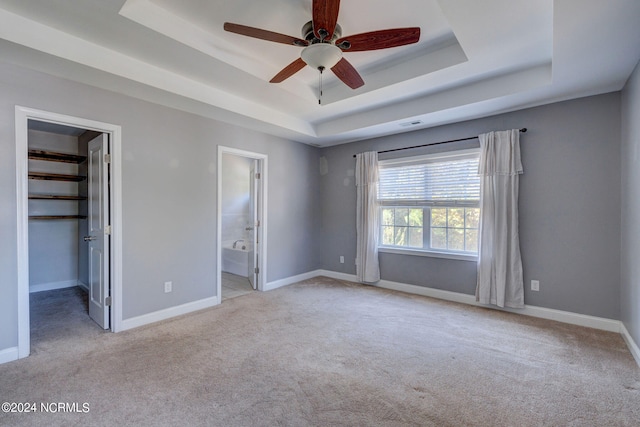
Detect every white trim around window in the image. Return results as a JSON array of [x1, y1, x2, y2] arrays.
[[377, 148, 481, 260], [378, 246, 477, 262]]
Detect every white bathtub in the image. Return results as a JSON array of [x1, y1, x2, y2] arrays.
[[222, 241, 250, 277]]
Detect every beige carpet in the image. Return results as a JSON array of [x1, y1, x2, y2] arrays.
[[1, 277, 639, 426]]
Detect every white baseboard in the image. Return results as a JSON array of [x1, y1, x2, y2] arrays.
[[317, 270, 621, 333], [121, 268, 323, 331], [620, 323, 640, 367], [0, 346, 19, 365], [121, 296, 218, 331], [264, 269, 323, 292], [77, 281, 89, 292], [6, 270, 639, 369], [513, 303, 620, 332], [30, 280, 79, 293]]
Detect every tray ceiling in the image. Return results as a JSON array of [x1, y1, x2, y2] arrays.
[[0, 0, 638, 146]]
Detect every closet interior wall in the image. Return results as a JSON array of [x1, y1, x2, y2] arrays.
[[27, 125, 97, 294]]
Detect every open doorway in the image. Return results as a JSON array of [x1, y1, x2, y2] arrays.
[[217, 146, 267, 302], [15, 107, 123, 360], [26, 121, 109, 334]]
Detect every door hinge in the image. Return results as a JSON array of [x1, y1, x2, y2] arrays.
[[256, 220, 260, 227], [104, 153, 111, 164], [105, 296, 112, 306], [255, 173, 261, 179], [254, 267, 259, 274], [105, 225, 112, 235]]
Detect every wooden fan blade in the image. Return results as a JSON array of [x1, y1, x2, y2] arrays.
[[336, 27, 420, 52], [331, 58, 364, 89], [312, 0, 340, 40], [270, 58, 307, 83], [224, 22, 308, 46]]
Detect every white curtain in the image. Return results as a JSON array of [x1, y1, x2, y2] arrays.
[[355, 151, 380, 283], [476, 130, 524, 308]]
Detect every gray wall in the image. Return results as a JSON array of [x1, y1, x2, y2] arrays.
[[621, 59, 640, 346], [0, 62, 322, 352], [320, 93, 621, 320]]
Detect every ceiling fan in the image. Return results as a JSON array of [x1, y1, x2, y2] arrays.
[[224, 0, 420, 98]]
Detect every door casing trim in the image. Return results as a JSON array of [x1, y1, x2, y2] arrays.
[[15, 106, 123, 359], [217, 146, 268, 303]]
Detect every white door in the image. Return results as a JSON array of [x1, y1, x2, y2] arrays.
[[247, 160, 259, 290], [86, 134, 110, 329]]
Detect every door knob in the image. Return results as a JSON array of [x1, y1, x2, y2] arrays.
[[83, 236, 96, 241]]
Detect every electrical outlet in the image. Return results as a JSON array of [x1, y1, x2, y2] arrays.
[[164, 281, 172, 293], [340, 256, 344, 264], [531, 280, 540, 291]]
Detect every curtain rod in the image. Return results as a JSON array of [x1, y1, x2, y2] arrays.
[[352, 128, 527, 158]]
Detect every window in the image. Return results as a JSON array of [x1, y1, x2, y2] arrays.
[[378, 149, 480, 257]]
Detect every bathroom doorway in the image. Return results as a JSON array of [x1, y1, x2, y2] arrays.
[[217, 146, 267, 302]]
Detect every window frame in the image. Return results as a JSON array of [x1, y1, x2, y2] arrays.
[[377, 148, 480, 261]]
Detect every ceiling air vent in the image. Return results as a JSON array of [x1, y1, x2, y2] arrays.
[[399, 120, 423, 128]]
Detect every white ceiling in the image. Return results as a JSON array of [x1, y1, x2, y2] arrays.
[[0, 0, 639, 147]]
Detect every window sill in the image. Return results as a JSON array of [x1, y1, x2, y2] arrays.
[[378, 246, 478, 262]]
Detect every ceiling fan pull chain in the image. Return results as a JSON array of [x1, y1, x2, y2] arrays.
[[318, 66, 325, 105]]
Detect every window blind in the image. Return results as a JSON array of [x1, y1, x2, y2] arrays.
[[378, 154, 480, 206]]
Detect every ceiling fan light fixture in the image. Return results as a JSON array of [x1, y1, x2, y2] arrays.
[[301, 43, 342, 70], [223, 1, 421, 94]]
